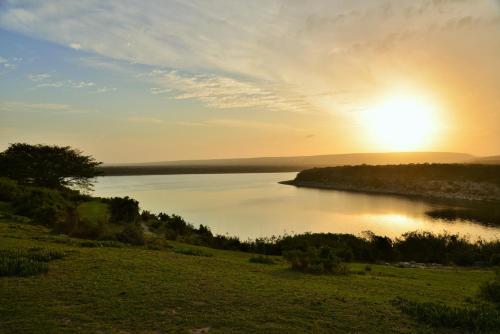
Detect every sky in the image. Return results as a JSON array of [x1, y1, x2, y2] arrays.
[[1, 0, 499, 163]]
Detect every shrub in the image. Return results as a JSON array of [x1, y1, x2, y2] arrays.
[[394, 231, 481, 265], [0, 248, 64, 277], [107, 196, 139, 224], [284, 247, 348, 275], [31, 235, 76, 245], [116, 224, 145, 245], [146, 238, 172, 250], [13, 187, 74, 226], [490, 254, 500, 266], [0, 177, 23, 202], [480, 280, 500, 306], [208, 234, 245, 251], [249, 255, 275, 265], [162, 214, 190, 235], [25, 247, 65, 262], [79, 240, 124, 248], [174, 247, 212, 257], [140, 210, 156, 221], [479, 269, 500, 306], [131, 210, 500, 267], [393, 297, 500, 332], [67, 217, 106, 239], [0, 256, 48, 277], [164, 228, 178, 241]]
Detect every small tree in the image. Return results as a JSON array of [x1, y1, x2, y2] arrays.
[[0, 143, 101, 190]]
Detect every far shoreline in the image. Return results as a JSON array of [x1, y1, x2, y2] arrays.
[[98, 166, 302, 176], [279, 179, 499, 204], [280, 179, 500, 227]]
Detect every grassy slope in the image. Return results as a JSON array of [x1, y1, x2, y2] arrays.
[[0, 220, 494, 334]]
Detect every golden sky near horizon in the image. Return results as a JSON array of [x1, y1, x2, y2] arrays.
[[0, 0, 499, 162]]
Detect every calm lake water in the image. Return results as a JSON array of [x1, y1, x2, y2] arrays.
[[93, 173, 500, 240]]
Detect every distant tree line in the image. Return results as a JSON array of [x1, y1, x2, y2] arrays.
[[294, 164, 500, 186]]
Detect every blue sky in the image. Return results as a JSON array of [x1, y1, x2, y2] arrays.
[[1, 1, 500, 162]]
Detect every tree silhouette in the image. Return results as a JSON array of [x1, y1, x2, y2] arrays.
[[0, 143, 101, 190]]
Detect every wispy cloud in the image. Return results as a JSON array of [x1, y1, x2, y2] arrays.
[[34, 80, 95, 89], [27, 74, 118, 92], [28, 73, 51, 82], [148, 69, 313, 113], [0, 55, 18, 74], [0, 101, 94, 114], [69, 43, 81, 50], [96, 86, 117, 93], [150, 87, 172, 95], [27, 62, 118, 93]]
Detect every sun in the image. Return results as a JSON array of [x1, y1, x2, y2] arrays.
[[361, 93, 440, 151]]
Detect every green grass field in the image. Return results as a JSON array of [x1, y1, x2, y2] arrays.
[[0, 218, 495, 334]]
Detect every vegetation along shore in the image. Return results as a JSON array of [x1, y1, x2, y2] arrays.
[[1, 144, 500, 333]]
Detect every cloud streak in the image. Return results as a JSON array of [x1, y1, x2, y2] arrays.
[[26, 72, 116, 93], [148, 69, 313, 113], [0, 101, 95, 114], [28, 73, 51, 82]]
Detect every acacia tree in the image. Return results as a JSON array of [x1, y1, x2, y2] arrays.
[[0, 143, 101, 190]]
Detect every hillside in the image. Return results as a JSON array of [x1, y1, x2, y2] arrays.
[[0, 220, 496, 333], [100, 152, 475, 176]]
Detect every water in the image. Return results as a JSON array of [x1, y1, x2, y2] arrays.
[[93, 173, 500, 240]]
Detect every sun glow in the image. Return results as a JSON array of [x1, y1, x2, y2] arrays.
[[362, 93, 440, 151]]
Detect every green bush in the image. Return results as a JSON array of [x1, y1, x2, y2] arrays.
[[490, 253, 500, 266], [393, 297, 500, 332], [0, 177, 23, 202], [0, 256, 48, 277], [25, 247, 65, 262], [146, 238, 172, 250], [140, 210, 500, 267], [116, 224, 145, 245], [68, 218, 106, 239], [174, 247, 212, 257], [284, 247, 348, 275], [479, 269, 500, 306], [249, 255, 276, 265], [106, 197, 139, 224], [79, 240, 124, 248], [391, 231, 500, 266], [13, 187, 73, 226], [0, 248, 65, 277]]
